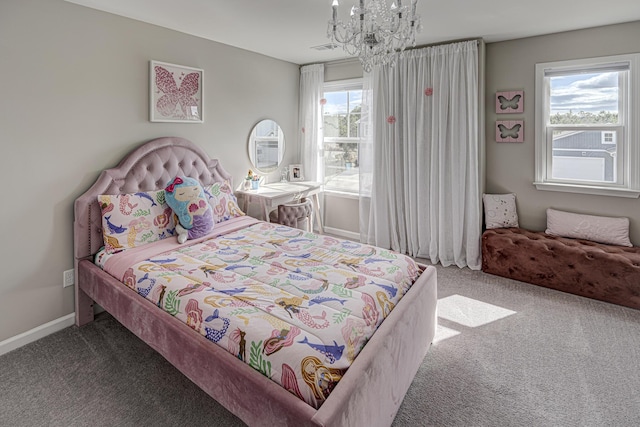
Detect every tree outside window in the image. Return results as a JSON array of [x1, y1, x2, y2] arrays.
[[322, 80, 362, 194]]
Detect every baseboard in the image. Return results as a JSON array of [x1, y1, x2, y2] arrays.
[[0, 313, 75, 357], [323, 226, 360, 242]]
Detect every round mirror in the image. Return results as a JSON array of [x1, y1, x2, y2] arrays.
[[248, 119, 285, 173]]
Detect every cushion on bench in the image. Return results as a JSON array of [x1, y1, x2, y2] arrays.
[[482, 227, 640, 310]]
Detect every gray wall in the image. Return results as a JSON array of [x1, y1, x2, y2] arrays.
[[324, 193, 360, 236], [485, 21, 640, 244], [0, 0, 299, 342], [324, 59, 363, 82]]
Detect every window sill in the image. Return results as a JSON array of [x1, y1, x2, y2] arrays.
[[533, 181, 640, 198], [322, 189, 360, 200]]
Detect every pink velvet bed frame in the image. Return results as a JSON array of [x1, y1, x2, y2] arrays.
[[73, 136, 438, 427]]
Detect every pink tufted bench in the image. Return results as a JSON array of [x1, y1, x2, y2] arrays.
[[482, 227, 640, 310]]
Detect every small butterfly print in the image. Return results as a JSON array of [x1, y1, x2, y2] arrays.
[[498, 123, 521, 138], [495, 90, 524, 114], [497, 94, 521, 110], [496, 120, 524, 142]]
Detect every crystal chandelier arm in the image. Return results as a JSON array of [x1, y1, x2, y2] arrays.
[[353, 1, 368, 41], [328, 20, 359, 46], [329, 0, 361, 46], [329, 2, 346, 45], [390, 1, 402, 34]]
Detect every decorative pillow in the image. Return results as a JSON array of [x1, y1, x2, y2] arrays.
[[204, 180, 246, 223], [483, 193, 519, 229], [164, 176, 214, 243], [98, 190, 175, 254], [545, 208, 632, 247]]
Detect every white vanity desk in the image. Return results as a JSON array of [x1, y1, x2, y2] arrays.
[[235, 181, 324, 233]]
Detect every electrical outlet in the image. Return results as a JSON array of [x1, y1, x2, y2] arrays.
[[63, 269, 74, 288]]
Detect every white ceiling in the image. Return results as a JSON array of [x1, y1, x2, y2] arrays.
[[66, 0, 640, 65]]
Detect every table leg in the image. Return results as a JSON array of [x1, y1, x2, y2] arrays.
[[261, 199, 270, 222], [242, 195, 249, 213], [311, 193, 324, 234]]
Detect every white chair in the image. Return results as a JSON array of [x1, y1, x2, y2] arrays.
[[268, 198, 313, 231]]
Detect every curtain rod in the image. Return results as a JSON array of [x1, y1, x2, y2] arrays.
[[413, 37, 482, 50], [304, 37, 483, 68]]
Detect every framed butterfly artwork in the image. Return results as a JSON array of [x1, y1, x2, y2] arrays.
[[495, 90, 523, 114], [150, 61, 203, 123], [496, 120, 524, 143]]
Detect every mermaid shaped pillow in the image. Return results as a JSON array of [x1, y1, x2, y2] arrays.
[[164, 176, 214, 243]]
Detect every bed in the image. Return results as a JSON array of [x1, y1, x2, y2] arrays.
[[73, 136, 437, 426]]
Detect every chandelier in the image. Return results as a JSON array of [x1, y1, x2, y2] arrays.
[[327, 0, 422, 72]]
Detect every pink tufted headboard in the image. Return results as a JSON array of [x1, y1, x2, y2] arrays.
[[73, 137, 232, 263]]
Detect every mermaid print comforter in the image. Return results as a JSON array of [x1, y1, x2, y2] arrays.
[[97, 216, 421, 408]]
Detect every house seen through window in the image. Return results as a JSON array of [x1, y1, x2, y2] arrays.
[[322, 79, 362, 194]]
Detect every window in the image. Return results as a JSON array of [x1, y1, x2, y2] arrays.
[[322, 79, 362, 194], [534, 54, 640, 197], [251, 120, 283, 171], [602, 131, 616, 145]]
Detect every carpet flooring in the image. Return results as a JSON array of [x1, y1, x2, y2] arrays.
[[1, 265, 639, 426]]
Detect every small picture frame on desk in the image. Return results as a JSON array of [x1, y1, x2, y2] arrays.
[[289, 164, 303, 181]]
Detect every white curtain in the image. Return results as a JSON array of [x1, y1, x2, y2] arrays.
[[359, 40, 482, 269], [298, 64, 324, 182]]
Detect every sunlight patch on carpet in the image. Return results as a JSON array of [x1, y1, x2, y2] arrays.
[[438, 294, 516, 327], [433, 324, 461, 344]]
